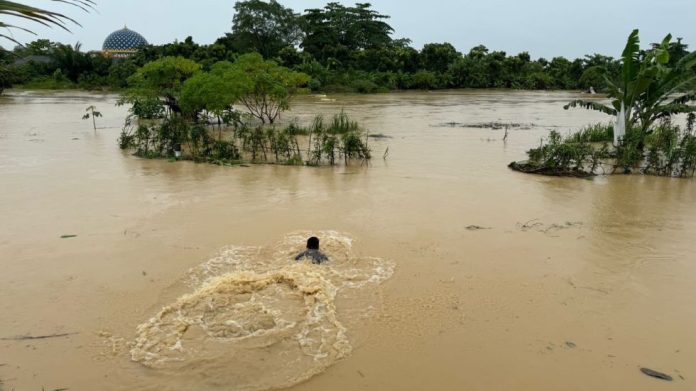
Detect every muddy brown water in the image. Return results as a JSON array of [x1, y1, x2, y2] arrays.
[[1, 90, 695, 390]]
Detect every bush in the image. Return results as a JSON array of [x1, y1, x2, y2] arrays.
[[351, 79, 379, 93], [513, 117, 696, 178], [566, 123, 614, 143], [408, 70, 439, 89], [513, 130, 609, 176]]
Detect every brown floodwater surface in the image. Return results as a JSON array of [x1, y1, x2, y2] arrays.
[[0, 90, 695, 390]]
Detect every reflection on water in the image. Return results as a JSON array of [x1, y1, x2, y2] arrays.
[[1, 90, 695, 391]]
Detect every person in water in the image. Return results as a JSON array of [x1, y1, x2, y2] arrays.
[[295, 236, 329, 264]]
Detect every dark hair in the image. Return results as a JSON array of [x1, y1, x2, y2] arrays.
[[307, 237, 320, 250]]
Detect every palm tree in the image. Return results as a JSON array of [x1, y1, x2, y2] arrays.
[[565, 29, 696, 138], [1, 0, 95, 45]]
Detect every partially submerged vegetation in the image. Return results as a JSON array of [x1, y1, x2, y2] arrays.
[[511, 30, 696, 178], [117, 52, 370, 166], [118, 111, 371, 166], [119, 47, 371, 165]]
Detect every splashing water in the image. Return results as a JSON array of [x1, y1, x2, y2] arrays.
[[129, 231, 394, 390]]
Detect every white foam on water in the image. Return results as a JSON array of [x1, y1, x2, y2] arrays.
[[129, 231, 394, 390]]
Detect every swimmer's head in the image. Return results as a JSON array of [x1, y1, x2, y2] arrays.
[[307, 237, 320, 250]]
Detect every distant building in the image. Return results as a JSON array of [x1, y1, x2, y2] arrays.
[[101, 26, 148, 58]]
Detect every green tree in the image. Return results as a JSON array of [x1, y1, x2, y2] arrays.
[[566, 30, 696, 135], [107, 60, 138, 88], [420, 43, 460, 74], [126, 56, 202, 114], [227, 53, 309, 124], [51, 42, 90, 82], [301, 2, 393, 64], [546, 57, 575, 89], [180, 61, 240, 121], [224, 0, 302, 59], [666, 37, 689, 66]]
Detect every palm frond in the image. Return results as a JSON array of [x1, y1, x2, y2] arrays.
[[0, 0, 95, 40], [564, 99, 617, 116], [652, 104, 696, 119], [668, 92, 696, 106]]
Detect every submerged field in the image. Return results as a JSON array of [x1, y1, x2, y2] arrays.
[[1, 90, 695, 390]]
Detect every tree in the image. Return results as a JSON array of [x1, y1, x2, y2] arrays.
[[227, 53, 309, 124], [82, 105, 102, 130], [667, 37, 689, 66], [565, 30, 696, 136], [301, 3, 394, 64], [51, 42, 90, 82], [179, 61, 240, 122], [420, 43, 460, 74], [225, 0, 302, 59], [126, 56, 201, 114]]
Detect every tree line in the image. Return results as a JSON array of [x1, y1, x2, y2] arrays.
[[1, 0, 693, 94]]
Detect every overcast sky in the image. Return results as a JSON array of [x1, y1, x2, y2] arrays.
[[3, 0, 695, 59]]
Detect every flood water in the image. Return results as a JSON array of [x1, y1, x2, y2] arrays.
[[1, 90, 695, 390]]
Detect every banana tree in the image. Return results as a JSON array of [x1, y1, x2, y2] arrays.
[[0, 0, 95, 45], [565, 29, 696, 140]]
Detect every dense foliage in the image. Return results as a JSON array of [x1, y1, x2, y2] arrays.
[[115, 49, 365, 167], [3, 1, 693, 94], [512, 31, 696, 178]]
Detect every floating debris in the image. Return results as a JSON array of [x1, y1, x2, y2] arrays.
[[60, 235, 78, 239], [466, 225, 491, 231], [640, 368, 673, 381], [435, 122, 536, 130], [516, 220, 583, 234], [1, 332, 78, 341]]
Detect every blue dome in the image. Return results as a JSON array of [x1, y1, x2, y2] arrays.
[[102, 27, 148, 51]]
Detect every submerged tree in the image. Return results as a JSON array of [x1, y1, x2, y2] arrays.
[[565, 30, 696, 137], [82, 104, 102, 130], [226, 53, 309, 124], [125, 56, 201, 114]]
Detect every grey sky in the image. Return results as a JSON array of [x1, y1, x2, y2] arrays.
[[4, 0, 695, 59]]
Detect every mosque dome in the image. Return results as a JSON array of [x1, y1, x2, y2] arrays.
[[102, 26, 148, 52]]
